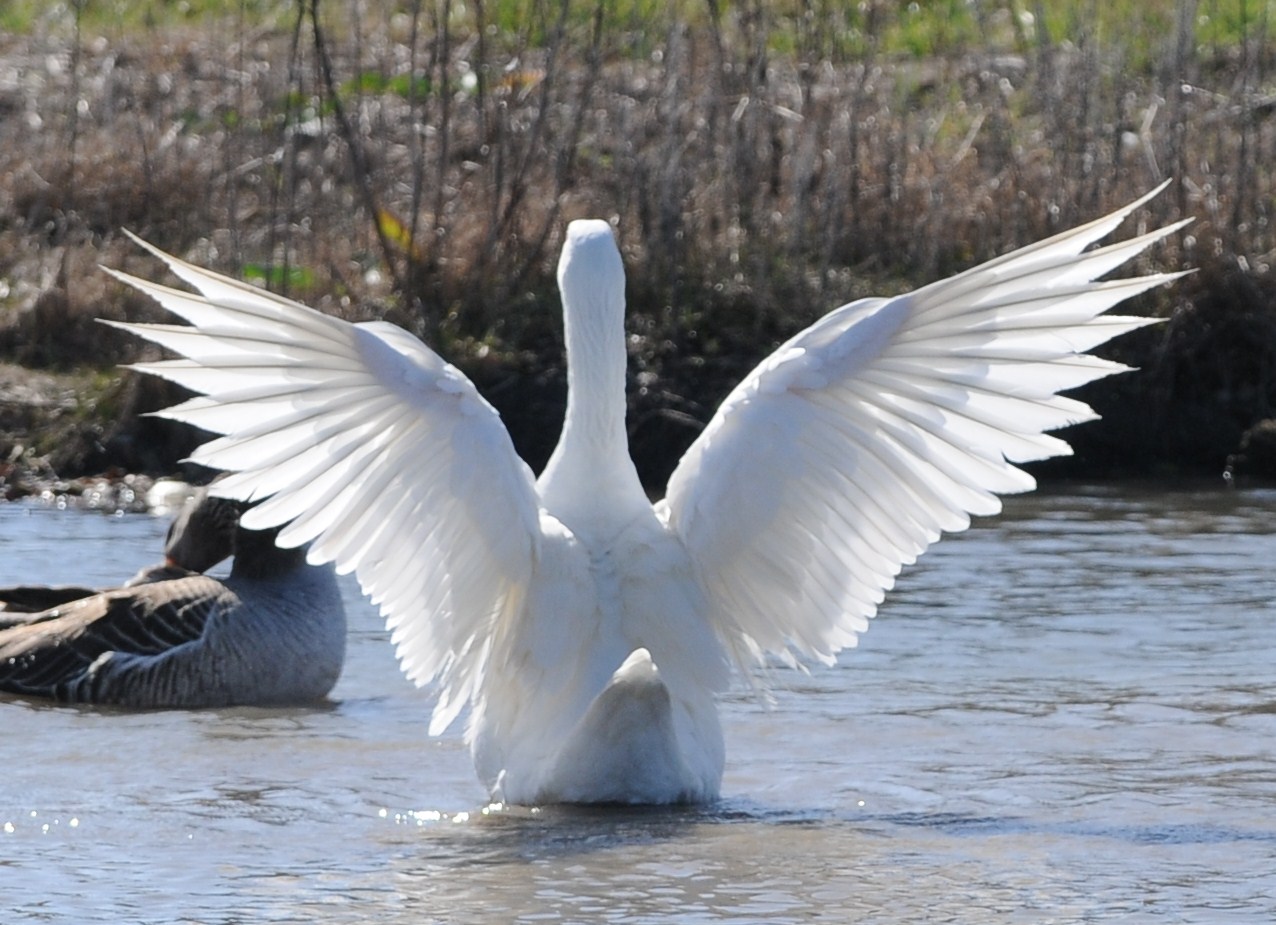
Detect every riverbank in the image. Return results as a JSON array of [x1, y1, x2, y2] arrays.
[[2, 4, 1275, 490]]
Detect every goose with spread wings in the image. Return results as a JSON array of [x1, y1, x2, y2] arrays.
[[103, 185, 1186, 802]]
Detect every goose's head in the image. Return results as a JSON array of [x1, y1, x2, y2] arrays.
[[165, 487, 306, 579], [164, 489, 239, 572], [558, 220, 625, 320]]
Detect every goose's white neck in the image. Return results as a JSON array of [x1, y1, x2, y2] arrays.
[[538, 221, 648, 533]]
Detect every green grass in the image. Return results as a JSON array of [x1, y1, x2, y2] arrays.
[[344, 70, 436, 100], [5, 0, 1268, 66], [0, 0, 292, 36], [241, 263, 318, 292]]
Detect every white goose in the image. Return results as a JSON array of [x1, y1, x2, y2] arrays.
[[105, 186, 1185, 802]]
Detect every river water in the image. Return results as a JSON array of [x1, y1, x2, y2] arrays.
[[1, 484, 1273, 923]]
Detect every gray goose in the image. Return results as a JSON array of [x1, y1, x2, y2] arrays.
[[0, 493, 346, 707]]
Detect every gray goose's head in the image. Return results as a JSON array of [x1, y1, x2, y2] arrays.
[[166, 488, 306, 580]]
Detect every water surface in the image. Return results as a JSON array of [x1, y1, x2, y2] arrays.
[[2, 485, 1273, 922]]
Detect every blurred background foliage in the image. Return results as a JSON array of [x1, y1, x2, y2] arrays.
[[1, 0, 1275, 486]]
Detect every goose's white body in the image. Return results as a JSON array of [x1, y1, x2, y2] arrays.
[[107, 187, 1185, 803]]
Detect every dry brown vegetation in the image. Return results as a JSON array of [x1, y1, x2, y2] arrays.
[[2, 1, 1276, 493]]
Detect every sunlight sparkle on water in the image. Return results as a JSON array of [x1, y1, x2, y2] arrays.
[[378, 807, 476, 826], [4, 813, 78, 834]]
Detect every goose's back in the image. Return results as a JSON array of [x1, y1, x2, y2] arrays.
[[0, 567, 345, 708], [472, 509, 729, 803]]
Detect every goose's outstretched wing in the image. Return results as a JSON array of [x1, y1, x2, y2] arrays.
[[661, 184, 1187, 672], [104, 237, 542, 732]]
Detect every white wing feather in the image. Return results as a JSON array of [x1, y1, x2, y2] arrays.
[[103, 236, 541, 733], [663, 184, 1188, 671]]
